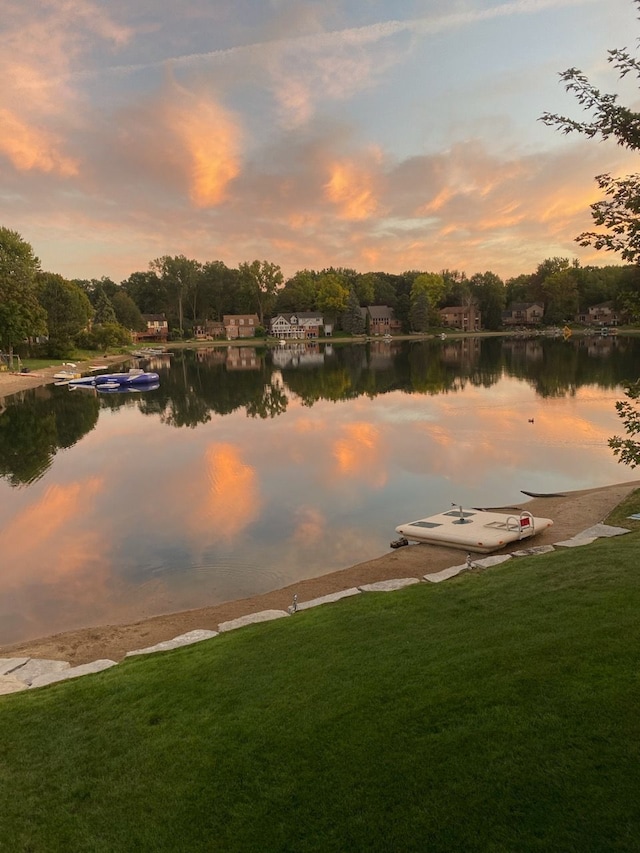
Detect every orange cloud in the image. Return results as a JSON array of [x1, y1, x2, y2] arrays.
[[0, 108, 78, 175], [325, 160, 379, 220], [168, 87, 242, 207], [1, 2, 130, 177]]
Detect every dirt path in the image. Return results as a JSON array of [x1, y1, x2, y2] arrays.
[[1, 480, 637, 666]]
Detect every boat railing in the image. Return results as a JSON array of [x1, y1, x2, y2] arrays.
[[504, 511, 535, 538]]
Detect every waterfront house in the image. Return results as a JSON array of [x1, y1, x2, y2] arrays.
[[439, 305, 481, 332], [270, 312, 324, 339], [360, 305, 402, 336], [575, 301, 621, 327], [135, 314, 169, 342], [224, 314, 260, 339], [502, 302, 544, 327]]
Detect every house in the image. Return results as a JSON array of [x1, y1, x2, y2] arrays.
[[135, 314, 169, 342], [193, 320, 225, 340], [575, 301, 621, 327], [224, 314, 260, 339], [502, 302, 544, 326], [360, 305, 402, 336], [270, 312, 324, 339], [439, 305, 481, 332]]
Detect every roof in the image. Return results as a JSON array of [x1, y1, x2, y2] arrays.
[[440, 305, 479, 314], [366, 305, 394, 320], [508, 302, 544, 311]]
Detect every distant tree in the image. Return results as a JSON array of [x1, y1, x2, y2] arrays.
[[92, 285, 117, 325], [200, 261, 241, 320], [316, 272, 349, 318], [342, 288, 365, 334], [505, 273, 532, 305], [0, 227, 47, 365], [441, 269, 471, 307], [621, 290, 640, 321], [36, 272, 93, 356], [111, 290, 146, 331], [276, 270, 318, 313], [530, 258, 571, 304], [542, 267, 580, 324], [370, 272, 400, 308], [469, 272, 505, 330], [409, 289, 430, 332], [78, 322, 131, 351], [150, 255, 201, 334], [239, 260, 283, 326], [541, 0, 640, 262], [122, 270, 167, 314], [355, 273, 376, 306], [411, 272, 446, 326]]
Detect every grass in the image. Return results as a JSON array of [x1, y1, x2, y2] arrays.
[[604, 486, 640, 530], [1, 533, 640, 851], [4, 350, 132, 372]]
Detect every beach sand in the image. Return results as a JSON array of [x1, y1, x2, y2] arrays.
[[0, 479, 637, 666]]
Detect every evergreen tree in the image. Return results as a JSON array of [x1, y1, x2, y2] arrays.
[[342, 288, 365, 334], [409, 290, 430, 332], [93, 285, 117, 325]]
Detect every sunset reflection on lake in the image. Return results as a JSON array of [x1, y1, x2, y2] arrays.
[[0, 336, 638, 645]]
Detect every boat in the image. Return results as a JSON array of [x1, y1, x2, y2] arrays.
[[97, 381, 160, 394], [53, 369, 81, 381], [395, 504, 553, 553], [67, 369, 160, 388], [133, 347, 171, 357]]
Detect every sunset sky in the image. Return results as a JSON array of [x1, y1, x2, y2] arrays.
[[2, 0, 639, 284]]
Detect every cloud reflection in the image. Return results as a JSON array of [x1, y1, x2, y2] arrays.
[[188, 442, 262, 543]]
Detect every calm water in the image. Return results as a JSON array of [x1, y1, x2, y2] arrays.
[[1, 335, 638, 645]]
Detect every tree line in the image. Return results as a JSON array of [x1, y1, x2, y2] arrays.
[[3, 224, 640, 363]]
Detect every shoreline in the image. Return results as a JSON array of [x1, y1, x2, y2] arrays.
[[0, 354, 130, 407], [1, 480, 637, 666]]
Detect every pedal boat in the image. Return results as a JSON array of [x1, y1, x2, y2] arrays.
[[395, 506, 553, 553]]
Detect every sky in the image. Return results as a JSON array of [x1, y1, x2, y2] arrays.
[[2, 0, 640, 285]]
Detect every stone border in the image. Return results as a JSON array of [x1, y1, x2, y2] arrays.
[[1, 524, 630, 695]]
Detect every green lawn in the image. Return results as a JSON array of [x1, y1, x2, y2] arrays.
[[1, 531, 639, 851]]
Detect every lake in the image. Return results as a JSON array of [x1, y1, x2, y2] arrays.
[[1, 334, 638, 645]]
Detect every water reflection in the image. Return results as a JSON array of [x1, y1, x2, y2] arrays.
[[0, 336, 638, 645]]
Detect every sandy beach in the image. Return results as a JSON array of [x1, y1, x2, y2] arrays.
[[1, 363, 638, 664]]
